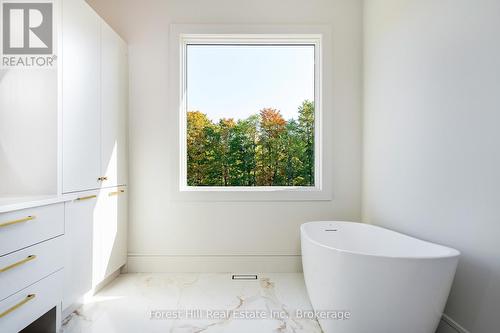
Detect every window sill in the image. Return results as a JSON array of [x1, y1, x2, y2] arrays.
[[175, 186, 332, 201]]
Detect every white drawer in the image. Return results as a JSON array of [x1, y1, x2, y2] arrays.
[[0, 270, 62, 333], [0, 203, 64, 256], [0, 237, 64, 301]]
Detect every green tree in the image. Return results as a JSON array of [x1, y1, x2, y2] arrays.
[[186, 111, 212, 185], [258, 108, 286, 185], [229, 115, 259, 186], [186, 100, 315, 187], [298, 100, 315, 185], [282, 119, 305, 185], [218, 118, 236, 186]]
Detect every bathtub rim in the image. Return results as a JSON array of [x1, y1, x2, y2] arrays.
[[301, 221, 461, 260]]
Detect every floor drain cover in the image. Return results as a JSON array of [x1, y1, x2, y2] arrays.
[[232, 274, 258, 280]]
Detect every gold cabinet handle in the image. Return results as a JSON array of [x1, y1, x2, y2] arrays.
[[76, 195, 97, 201], [108, 189, 125, 197], [0, 294, 36, 318], [0, 255, 37, 273], [0, 216, 36, 228], [98, 176, 108, 181]]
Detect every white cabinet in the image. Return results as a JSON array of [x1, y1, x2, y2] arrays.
[[0, 203, 64, 256], [63, 187, 127, 312], [94, 187, 128, 284], [0, 0, 129, 328], [0, 236, 64, 302], [62, 0, 128, 193], [61, 0, 101, 193], [101, 23, 128, 188], [63, 192, 97, 310], [0, 200, 68, 332], [115, 187, 128, 270], [61, 0, 128, 316], [0, 270, 63, 333]]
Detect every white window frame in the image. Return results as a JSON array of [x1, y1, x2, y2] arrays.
[[171, 25, 332, 201]]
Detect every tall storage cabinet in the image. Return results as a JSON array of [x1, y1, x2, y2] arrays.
[[60, 0, 129, 316], [100, 21, 129, 188], [62, 0, 128, 194], [61, 0, 101, 194]]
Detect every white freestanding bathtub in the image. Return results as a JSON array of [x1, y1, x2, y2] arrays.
[[301, 221, 459, 333]]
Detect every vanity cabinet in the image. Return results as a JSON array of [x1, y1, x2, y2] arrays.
[[62, 0, 128, 194], [0, 200, 67, 332]]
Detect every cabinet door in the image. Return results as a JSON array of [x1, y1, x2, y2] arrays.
[[63, 192, 97, 310], [93, 187, 127, 285], [100, 22, 128, 188], [116, 186, 128, 270], [62, 0, 101, 193]]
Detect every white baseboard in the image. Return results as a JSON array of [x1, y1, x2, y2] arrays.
[[440, 314, 470, 333], [126, 255, 302, 273]]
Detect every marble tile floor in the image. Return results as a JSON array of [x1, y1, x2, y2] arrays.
[[60, 273, 323, 333]]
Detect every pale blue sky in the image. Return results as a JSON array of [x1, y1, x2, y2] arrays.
[[186, 45, 315, 122]]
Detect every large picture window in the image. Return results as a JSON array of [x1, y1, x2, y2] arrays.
[[180, 35, 322, 191]]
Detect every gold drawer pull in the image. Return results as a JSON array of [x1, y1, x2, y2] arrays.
[[76, 195, 97, 201], [0, 216, 36, 228], [0, 255, 37, 273], [108, 189, 125, 197], [98, 176, 108, 181], [0, 294, 36, 318]]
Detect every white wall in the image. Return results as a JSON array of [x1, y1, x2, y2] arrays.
[[364, 1, 500, 332], [87, 0, 363, 271], [0, 69, 58, 196]]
